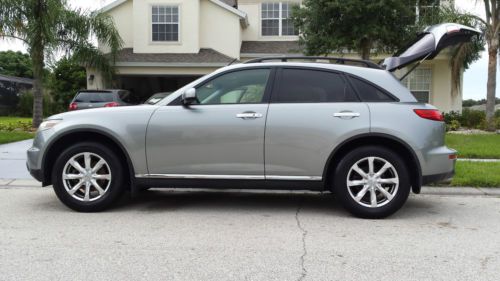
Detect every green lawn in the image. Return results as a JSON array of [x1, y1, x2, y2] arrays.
[[0, 116, 32, 125], [445, 134, 500, 159], [0, 131, 34, 145], [450, 161, 500, 187], [0, 117, 34, 144]]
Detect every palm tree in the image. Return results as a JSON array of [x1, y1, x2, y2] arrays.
[[477, 0, 499, 131], [418, 5, 484, 103], [0, 0, 122, 128]]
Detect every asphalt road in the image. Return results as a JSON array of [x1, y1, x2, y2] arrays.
[[1, 187, 499, 281]]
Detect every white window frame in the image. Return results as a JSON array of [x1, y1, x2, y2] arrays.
[[261, 2, 298, 37], [151, 4, 180, 43], [403, 66, 433, 103]]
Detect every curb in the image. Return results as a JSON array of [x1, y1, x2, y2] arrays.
[[420, 186, 500, 196], [457, 158, 500, 162]]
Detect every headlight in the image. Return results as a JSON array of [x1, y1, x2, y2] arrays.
[[38, 119, 62, 131]]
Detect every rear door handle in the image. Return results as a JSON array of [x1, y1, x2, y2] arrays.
[[333, 112, 360, 118], [236, 112, 263, 119]]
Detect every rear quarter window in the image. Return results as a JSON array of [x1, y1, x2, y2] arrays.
[[349, 77, 396, 102]]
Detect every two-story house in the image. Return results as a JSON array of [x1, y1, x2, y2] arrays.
[[88, 0, 463, 112]]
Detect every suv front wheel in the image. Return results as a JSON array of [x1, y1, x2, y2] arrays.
[[51, 142, 125, 212], [333, 146, 411, 219]]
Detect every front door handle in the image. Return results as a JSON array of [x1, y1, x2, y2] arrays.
[[236, 112, 263, 119], [333, 112, 361, 118]]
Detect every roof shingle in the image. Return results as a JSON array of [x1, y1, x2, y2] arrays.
[[114, 48, 236, 64], [240, 41, 303, 54]]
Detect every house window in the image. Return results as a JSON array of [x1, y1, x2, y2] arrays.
[[261, 2, 298, 36], [152, 5, 179, 42], [403, 67, 432, 103]]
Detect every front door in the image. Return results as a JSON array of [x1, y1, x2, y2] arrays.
[[146, 68, 274, 178]]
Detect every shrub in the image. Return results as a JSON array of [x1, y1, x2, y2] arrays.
[[16, 90, 62, 117], [446, 120, 461, 131], [460, 108, 485, 129]]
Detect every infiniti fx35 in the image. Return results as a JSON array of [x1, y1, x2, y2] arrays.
[[27, 23, 479, 218]]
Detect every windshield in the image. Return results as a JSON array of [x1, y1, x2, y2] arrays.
[[74, 92, 114, 103]]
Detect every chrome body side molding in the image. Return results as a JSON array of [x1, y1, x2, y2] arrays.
[[135, 174, 322, 181]]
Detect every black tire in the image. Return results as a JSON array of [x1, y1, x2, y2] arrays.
[[51, 142, 125, 212], [332, 145, 411, 219]]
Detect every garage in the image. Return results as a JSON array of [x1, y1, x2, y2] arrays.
[[115, 75, 200, 103]]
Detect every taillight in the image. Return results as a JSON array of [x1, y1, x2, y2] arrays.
[[104, 102, 120, 107], [69, 102, 78, 111], [413, 109, 444, 122]]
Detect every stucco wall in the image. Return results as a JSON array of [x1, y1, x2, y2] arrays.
[[99, 0, 134, 53], [239, 0, 300, 41], [133, 0, 200, 54], [200, 0, 242, 58], [430, 59, 462, 112]]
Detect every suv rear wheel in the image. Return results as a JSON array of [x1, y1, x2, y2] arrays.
[[333, 146, 410, 218], [51, 142, 125, 212]]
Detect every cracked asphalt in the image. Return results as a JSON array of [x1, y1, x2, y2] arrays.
[[1, 187, 500, 281]]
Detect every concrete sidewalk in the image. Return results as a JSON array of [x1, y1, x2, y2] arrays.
[[0, 139, 33, 179]]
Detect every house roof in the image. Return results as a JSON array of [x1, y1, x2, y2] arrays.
[[101, 0, 245, 18], [113, 48, 236, 67], [0, 74, 34, 85], [240, 41, 303, 55]]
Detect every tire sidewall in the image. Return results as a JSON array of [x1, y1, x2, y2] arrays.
[[52, 142, 124, 212], [333, 146, 411, 219]]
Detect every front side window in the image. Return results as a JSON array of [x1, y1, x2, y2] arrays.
[[262, 2, 298, 36], [402, 67, 432, 103], [276, 69, 358, 103], [152, 5, 179, 42], [195, 69, 271, 105]]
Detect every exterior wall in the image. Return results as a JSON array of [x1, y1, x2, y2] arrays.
[[239, 0, 300, 41], [200, 0, 242, 58], [429, 59, 462, 112], [86, 69, 106, 90], [132, 0, 200, 54], [100, 0, 134, 53]]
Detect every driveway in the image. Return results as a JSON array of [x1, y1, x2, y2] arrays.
[[0, 187, 499, 281], [0, 139, 33, 179]]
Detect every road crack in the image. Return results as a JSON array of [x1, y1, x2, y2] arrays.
[[295, 199, 308, 281]]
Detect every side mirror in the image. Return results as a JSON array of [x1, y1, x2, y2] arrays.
[[181, 88, 197, 105]]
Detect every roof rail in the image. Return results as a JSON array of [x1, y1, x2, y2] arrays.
[[244, 56, 382, 69]]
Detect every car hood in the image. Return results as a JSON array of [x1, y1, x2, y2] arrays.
[[48, 105, 159, 121]]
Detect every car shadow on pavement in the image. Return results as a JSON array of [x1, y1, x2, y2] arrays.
[[111, 189, 351, 216]]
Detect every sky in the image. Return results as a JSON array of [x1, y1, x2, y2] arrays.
[[0, 0, 498, 101]]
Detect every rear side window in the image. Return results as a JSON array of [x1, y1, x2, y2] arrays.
[[276, 69, 358, 103], [74, 92, 114, 103], [349, 77, 395, 102]]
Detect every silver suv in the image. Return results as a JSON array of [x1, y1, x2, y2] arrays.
[[27, 23, 479, 218]]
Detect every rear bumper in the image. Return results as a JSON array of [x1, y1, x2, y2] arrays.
[[422, 170, 455, 185]]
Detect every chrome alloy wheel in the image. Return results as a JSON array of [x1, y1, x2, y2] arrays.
[[346, 157, 399, 208], [62, 152, 112, 202]]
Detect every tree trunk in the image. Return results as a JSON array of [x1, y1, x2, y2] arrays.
[[31, 49, 44, 129], [360, 38, 371, 60], [485, 44, 497, 131], [31, 0, 44, 129]]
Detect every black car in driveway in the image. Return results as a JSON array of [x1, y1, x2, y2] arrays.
[[68, 89, 137, 111]]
